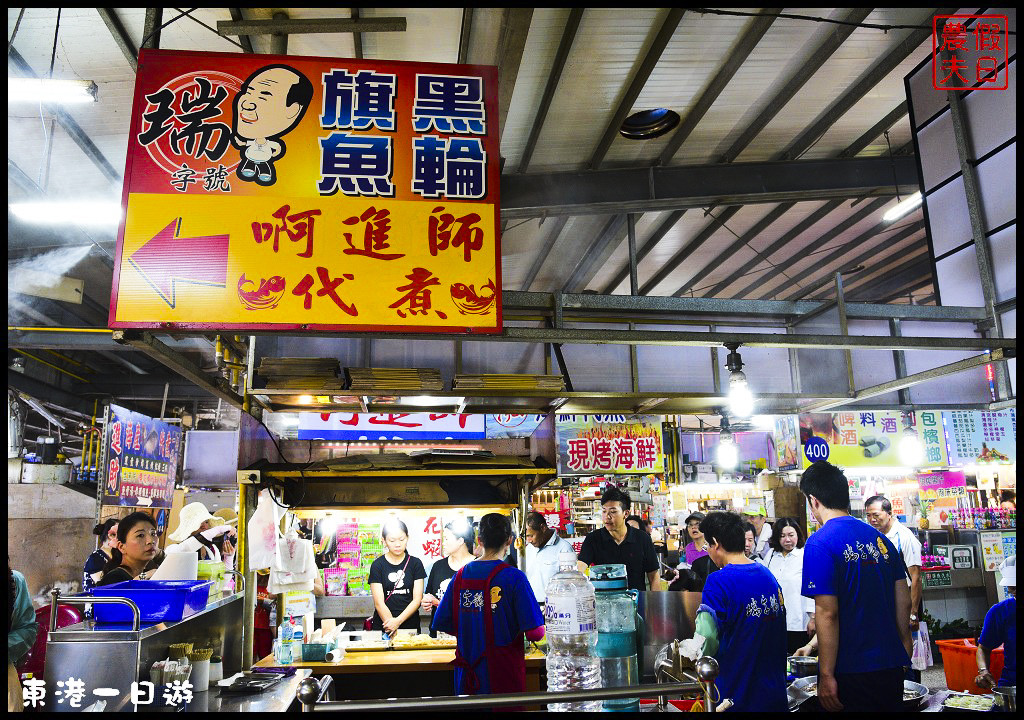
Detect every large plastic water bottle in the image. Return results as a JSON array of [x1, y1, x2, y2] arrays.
[[545, 552, 601, 711]]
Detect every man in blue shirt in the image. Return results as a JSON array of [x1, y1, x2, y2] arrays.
[[976, 555, 1015, 690], [696, 511, 788, 712], [799, 461, 912, 712]]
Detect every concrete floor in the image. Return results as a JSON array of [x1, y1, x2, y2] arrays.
[[921, 661, 948, 692]]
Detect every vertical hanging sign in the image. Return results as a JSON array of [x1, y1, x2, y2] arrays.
[[110, 49, 501, 333], [101, 404, 182, 508]]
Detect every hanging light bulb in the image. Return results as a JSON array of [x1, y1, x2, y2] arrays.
[[717, 426, 738, 470], [724, 344, 755, 417], [899, 434, 925, 467]]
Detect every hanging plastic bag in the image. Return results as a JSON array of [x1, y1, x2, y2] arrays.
[[911, 621, 933, 671], [247, 489, 283, 570], [268, 515, 317, 593]]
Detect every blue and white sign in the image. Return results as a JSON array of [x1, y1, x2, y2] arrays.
[[298, 412, 485, 440], [803, 436, 830, 463]]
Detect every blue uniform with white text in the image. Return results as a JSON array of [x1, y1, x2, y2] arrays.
[[978, 597, 1016, 687], [801, 516, 910, 674], [701, 563, 788, 712]]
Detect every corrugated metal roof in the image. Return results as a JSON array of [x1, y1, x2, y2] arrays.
[[8, 6, 950, 313]]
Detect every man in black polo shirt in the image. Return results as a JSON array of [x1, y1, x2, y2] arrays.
[[577, 486, 662, 591]]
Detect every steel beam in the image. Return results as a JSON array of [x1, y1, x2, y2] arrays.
[[800, 349, 1010, 412], [495, 9, 535, 139], [703, 200, 845, 297], [519, 216, 569, 291], [800, 236, 930, 301], [640, 207, 741, 295], [7, 49, 122, 184], [502, 290, 988, 322], [561, 215, 627, 292], [945, 55, 1011, 401], [627, 214, 639, 295], [657, 9, 780, 165], [717, 8, 874, 164], [248, 325, 1013, 352], [270, 12, 288, 55], [600, 210, 686, 294], [96, 8, 137, 71], [142, 8, 162, 50], [779, 14, 948, 161], [674, 204, 792, 296], [846, 256, 933, 302], [889, 318, 911, 405], [351, 8, 364, 59], [457, 7, 474, 64], [778, 221, 924, 302], [7, 370, 97, 415], [500, 155, 919, 219], [517, 8, 583, 173], [113, 331, 245, 409], [217, 16, 407, 35], [588, 9, 685, 169], [732, 196, 889, 299], [228, 9, 254, 53], [839, 102, 909, 158]]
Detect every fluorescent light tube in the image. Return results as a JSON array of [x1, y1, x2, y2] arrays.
[[10, 201, 121, 227], [8, 78, 98, 104], [883, 192, 922, 222]]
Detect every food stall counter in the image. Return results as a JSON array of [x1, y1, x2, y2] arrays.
[[177, 669, 313, 713], [254, 648, 546, 700]]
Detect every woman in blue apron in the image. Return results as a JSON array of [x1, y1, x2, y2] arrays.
[[431, 514, 545, 696]]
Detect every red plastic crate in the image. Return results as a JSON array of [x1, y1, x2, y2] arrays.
[[935, 638, 1004, 694]]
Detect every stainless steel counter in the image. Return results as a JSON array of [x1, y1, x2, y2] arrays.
[[173, 670, 313, 713], [45, 592, 245, 713]]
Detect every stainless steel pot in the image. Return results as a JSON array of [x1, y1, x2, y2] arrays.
[[788, 656, 818, 677], [637, 591, 694, 680], [993, 686, 1016, 712]]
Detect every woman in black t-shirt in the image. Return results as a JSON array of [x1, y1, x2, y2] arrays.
[[368, 519, 426, 636], [422, 520, 476, 628], [96, 512, 163, 586]]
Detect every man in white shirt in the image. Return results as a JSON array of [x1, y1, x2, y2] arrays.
[[742, 504, 773, 559], [524, 511, 576, 602], [865, 495, 924, 681]]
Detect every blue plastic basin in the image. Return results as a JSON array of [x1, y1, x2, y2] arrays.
[[92, 580, 213, 624]]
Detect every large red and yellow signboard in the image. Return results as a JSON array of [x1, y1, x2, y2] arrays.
[[110, 49, 501, 333]]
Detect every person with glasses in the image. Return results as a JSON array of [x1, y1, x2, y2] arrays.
[[682, 512, 710, 566], [577, 486, 662, 592]]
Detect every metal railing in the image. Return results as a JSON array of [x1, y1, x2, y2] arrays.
[[297, 679, 714, 712], [49, 589, 141, 631]]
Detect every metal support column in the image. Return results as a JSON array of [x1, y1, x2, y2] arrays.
[[271, 11, 289, 54], [835, 272, 855, 394], [787, 325, 802, 394], [142, 8, 162, 49], [710, 326, 721, 394], [945, 53, 1011, 401], [889, 318, 911, 405], [627, 214, 640, 393], [238, 480, 255, 668]]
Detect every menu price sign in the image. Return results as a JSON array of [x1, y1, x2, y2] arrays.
[[110, 49, 501, 334], [917, 470, 968, 501], [944, 410, 1016, 465], [102, 404, 181, 508], [980, 531, 1005, 570]]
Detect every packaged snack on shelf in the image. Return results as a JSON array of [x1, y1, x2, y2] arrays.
[[323, 567, 348, 596]]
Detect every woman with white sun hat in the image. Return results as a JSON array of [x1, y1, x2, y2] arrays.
[[165, 501, 236, 562]]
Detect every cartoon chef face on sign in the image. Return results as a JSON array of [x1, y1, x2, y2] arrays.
[[231, 64, 313, 186]]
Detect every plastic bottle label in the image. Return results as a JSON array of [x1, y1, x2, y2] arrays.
[[545, 595, 597, 634]]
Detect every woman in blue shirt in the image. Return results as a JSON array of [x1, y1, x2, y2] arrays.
[[432, 514, 545, 696], [976, 555, 1015, 690], [695, 511, 788, 712]]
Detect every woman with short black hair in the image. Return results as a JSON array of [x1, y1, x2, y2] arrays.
[[759, 517, 813, 655], [96, 512, 162, 586], [368, 519, 426, 636], [422, 519, 476, 620], [432, 513, 544, 697]]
